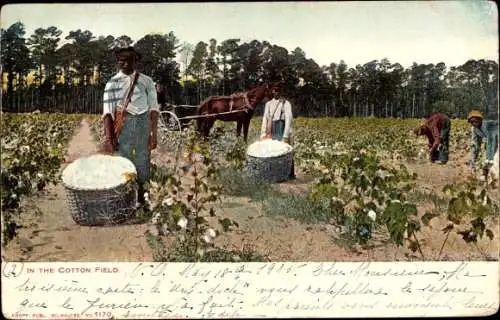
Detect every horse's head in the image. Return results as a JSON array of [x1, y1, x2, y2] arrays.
[[245, 82, 281, 106]]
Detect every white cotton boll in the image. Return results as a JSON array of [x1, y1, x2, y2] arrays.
[[151, 212, 161, 224], [177, 216, 188, 229], [367, 210, 377, 221], [206, 228, 217, 238], [162, 197, 174, 206], [203, 234, 212, 244], [376, 170, 393, 179], [246, 140, 293, 158], [151, 216, 160, 224], [482, 195, 488, 206], [160, 223, 170, 236]]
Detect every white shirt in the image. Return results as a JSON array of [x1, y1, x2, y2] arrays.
[[102, 70, 160, 120], [260, 98, 293, 139]]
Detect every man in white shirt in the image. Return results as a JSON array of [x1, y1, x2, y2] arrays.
[[260, 85, 296, 179], [102, 46, 160, 206]]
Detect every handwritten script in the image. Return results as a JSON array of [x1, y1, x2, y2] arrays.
[[2, 261, 498, 318]]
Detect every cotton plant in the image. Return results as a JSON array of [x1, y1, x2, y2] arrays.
[[2, 113, 80, 244], [294, 134, 347, 175], [145, 128, 239, 261], [306, 145, 424, 249]]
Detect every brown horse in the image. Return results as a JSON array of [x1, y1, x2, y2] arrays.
[[196, 82, 279, 142]]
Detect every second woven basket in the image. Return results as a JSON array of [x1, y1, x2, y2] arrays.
[[245, 151, 293, 183]]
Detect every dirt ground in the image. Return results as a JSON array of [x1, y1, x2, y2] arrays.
[[2, 120, 498, 262]]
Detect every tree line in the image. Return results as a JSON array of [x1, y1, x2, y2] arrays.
[[1, 21, 498, 119]]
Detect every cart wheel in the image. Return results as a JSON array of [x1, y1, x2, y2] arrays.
[[158, 111, 183, 155], [159, 111, 182, 132]]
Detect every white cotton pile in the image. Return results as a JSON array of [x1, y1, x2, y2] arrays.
[[62, 154, 137, 190], [490, 148, 499, 181], [246, 139, 293, 158]]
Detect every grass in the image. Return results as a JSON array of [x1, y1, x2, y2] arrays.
[[216, 167, 279, 201], [262, 192, 335, 225], [217, 167, 338, 225]]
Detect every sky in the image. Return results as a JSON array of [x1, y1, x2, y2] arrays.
[[1, 1, 498, 69]]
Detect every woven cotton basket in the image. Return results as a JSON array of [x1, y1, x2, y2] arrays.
[[61, 156, 137, 226], [245, 151, 293, 183]]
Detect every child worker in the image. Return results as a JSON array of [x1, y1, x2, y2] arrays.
[[467, 110, 499, 176]]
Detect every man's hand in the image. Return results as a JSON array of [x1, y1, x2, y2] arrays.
[[102, 138, 115, 154], [102, 114, 115, 154], [283, 137, 289, 144], [263, 135, 272, 140], [150, 110, 159, 151]]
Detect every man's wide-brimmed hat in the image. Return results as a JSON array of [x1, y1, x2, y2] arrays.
[[467, 110, 483, 122], [114, 46, 142, 60]]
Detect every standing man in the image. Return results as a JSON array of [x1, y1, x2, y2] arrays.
[[414, 112, 451, 164], [102, 46, 159, 207], [260, 85, 296, 179], [467, 110, 499, 172]]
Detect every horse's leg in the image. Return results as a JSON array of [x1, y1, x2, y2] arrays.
[[204, 118, 214, 138], [243, 115, 251, 143], [196, 118, 203, 135], [236, 120, 242, 138], [196, 118, 203, 133], [196, 104, 205, 135]]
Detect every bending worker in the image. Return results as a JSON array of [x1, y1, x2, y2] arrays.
[[414, 111, 451, 164]]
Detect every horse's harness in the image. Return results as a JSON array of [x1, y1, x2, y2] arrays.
[[229, 92, 251, 112], [228, 84, 270, 113]]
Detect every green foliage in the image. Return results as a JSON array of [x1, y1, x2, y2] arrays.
[[225, 138, 247, 170], [305, 146, 420, 248], [441, 178, 498, 246], [1, 112, 81, 244]]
